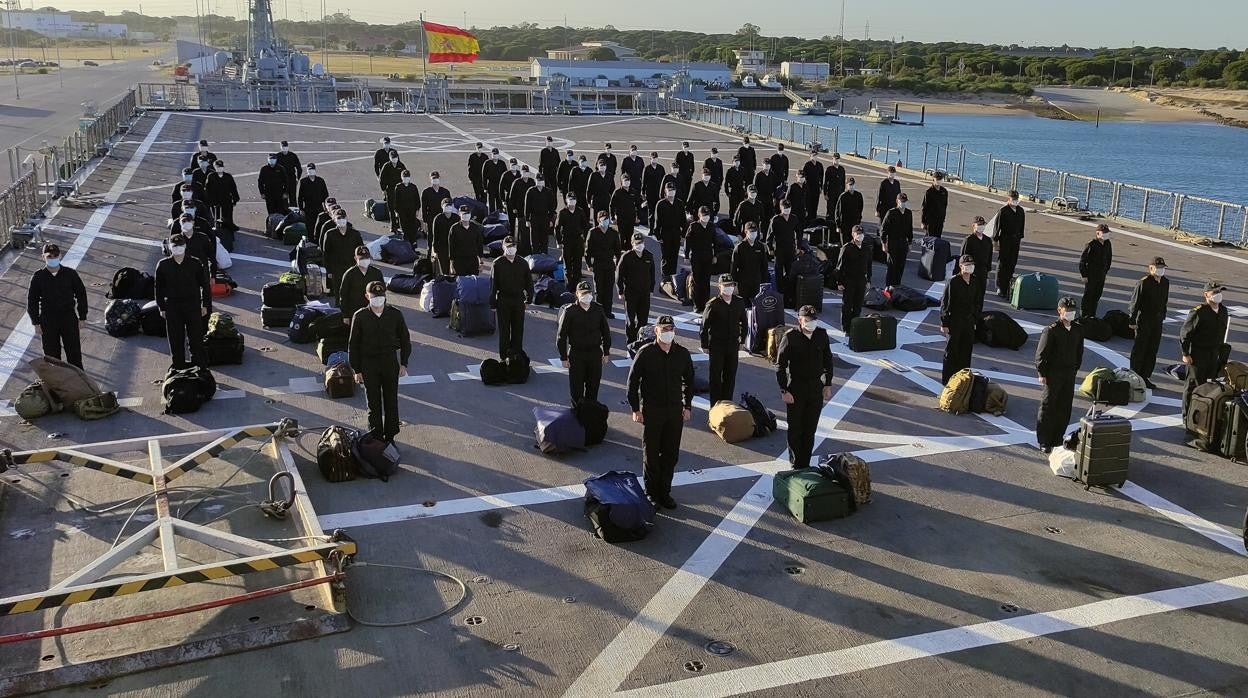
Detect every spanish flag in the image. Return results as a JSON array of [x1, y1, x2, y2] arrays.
[[423, 21, 480, 64]]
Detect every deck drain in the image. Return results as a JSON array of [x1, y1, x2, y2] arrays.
[[264, 398, 275, 404], [1044, 526, 1062, 534], [41, 654, 54, 662], [472, 576, 491, 584], [464, 616, 485, 626], [561, 596, 576, 604], [422, 500, 437, 507], [502, 643, 520, 652], [783, 565, 805, 575], [684, 660, 705, 673], [59, 472, 69, 478], [259, 346, 275, 352], [1000, 603, 1019, 613], [705, 640, 735, 656]]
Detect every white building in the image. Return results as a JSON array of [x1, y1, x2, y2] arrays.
[[531, 59, 732, 87], [0, 11, 129, 39], [733, 49, 766, 75], [546, 41, 636, 61], [781, 61, 830, 81]]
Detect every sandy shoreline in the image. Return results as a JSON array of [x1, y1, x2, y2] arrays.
[[824, 86, 1242, 125]]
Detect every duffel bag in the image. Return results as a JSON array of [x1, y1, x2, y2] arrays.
[[709, 401, 756, 443], [324, 363, 355, 398], [316, 426, 359, 483], [534, 405, 585, 454], [575, 399, 609, 446], [140, 300, 166, 337], [162, 366, 216, 414], [480, 358, 507, 385], [387, 273, 428, 295], [14, 381, 62, 420], [29, 356, 102, 406], [261, 281, 305, 308], [71, 391, 120, 421], [352, 430, 401, 481], [976, 310, 1027, 350], [939, 368, 976, 414], [1077, 316, 1114, 342], [105, 298, 143, 337], [583, 471, 655, 543], [505, 350, 531, 385]]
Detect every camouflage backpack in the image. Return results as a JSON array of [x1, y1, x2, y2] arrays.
[[14, 381, 62, 420]]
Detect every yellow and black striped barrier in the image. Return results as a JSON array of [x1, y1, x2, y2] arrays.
[[163, 424, 292, 482], [0, 449, 155, 484], [0, 537, 355, 616]]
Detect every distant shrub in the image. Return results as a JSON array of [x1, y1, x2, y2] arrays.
[[863, 75, 890, 89], [839, 75, 864, 90], [1075, 75, 1106, 87], [36, 67, 48, 74]]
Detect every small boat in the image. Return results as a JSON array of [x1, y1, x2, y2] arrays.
[[787, 102, 810, 115], [759, 74, 781, 90], [741, 75, 757, 89], [860, 105, 893, 124], [807, 100, 829, 116]]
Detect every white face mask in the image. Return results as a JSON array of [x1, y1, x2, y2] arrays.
[[599, 219, 610, 229], [898, 202, 908, 211], [369, 296, 386, 309], [702, 175, 711, 183], [800, 321, 814, 335], [682, 146, 690, 152], [781, 207, 791, 216], [307, 170, 316, 177], [974, 224, 985, 234], [504, 246, 517, 258], [1099, 233, 1110, 241], [700, 216, 710, 224], [579, 162, 588, 170], [281, 145, 289, 152], [853, 233, 865, 243], [199, 161, 209, 169], [833, 159, 840, 166], [665, 191, 675, 200], [180, 223, 193, 232], [268, 159, 277, 166], [444, 206, 455, 215], [390, 157, 399, 164], [1210, 293, 1224, 304], [633, 244, 644, 254], [1009, 199, 1020, 207], [598, 166, 607, 174], [431, 178, 440, 186], [170, 245, 186, 256], [358, 259, 371, 269], [630, 150, 637, 156], [493, 153, 501, 160], [185, 207, 196, 216], [579, 293, 593, 306], [183, 174, 193, 182], [567, 200, 577, 209], [460, 213, 471, 222], [402, 177, 411, 184], [1153, 267, 1166, 278], [1059, 310, 1071, 323], [748, 192, 757, 200], [216, 167, 226, 174], [199, 145, 208, 152], [963, 264, 976, 275], [722, 286, 736, 297], [568, 154, 576, 162], [657, 330, 676, 344], [182, 191, 193, 200], [747, 232, 757, 242], [848, 184, 856, 192], [336, 219, 347, 229]]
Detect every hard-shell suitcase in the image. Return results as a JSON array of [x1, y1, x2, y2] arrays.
[[795, 273, 823, 313], [1010, 272, 1059, 310], [1218, 393, 1248, 462], [917, 235, 951, 281], [260, 305, 296, 328], [848, 314, 898, 352], [1185, 381, 1235, 452], [773, 468, 851, 523], [1076, 409, 1131, 489]]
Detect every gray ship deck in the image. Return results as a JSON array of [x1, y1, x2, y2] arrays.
[[2, 112, 1247, 697]]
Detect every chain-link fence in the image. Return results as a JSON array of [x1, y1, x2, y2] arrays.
[[1, 90, 140, 250]]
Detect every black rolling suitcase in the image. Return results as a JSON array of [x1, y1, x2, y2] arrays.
[[1075, 408, 1131, 489], [917, 236, 951, 281], [795, 273, 823, 313]]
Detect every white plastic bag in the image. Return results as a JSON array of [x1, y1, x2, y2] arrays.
[[215, 239, 233, 270], [1049, 447, 1076, 478]]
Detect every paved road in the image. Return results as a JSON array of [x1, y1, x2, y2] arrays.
[[0, 50, 173, 187]]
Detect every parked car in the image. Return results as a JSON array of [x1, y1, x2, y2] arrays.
[[83, 60, 99, 67]]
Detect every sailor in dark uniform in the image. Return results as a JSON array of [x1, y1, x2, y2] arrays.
[[941, 255, 979, 384], [1034, 297, 1085, 453], [1127, 256, 1170, 389], [1180, 280, 1231, 413]]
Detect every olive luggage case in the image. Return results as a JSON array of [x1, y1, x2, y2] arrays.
[[1075, 409, 1131, 489], [773, 468, 852, 523], [1217, 393, 1248, 462]]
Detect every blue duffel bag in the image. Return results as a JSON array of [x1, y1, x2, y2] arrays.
[[583, 471, 655, 543], [534, 405, 585, 454]]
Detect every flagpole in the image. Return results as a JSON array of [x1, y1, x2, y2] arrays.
[[419, 12, 429, 113]]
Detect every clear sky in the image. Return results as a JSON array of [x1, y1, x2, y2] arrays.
[[37, 0, 1248, 50]]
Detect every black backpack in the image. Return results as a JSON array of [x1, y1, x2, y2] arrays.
[[1103, 309, 1134, 339], [161, 366, 216, 414], [107, 267, 155, 300], [105, 299, 144, 337], [505, 351, 531, 384], [739, 392, 778, 437], [575, 399, 609, 446], [140, 301, 166, 337], [1076, 316, 1114, 342], [976, 311, 1027, 350], [316, 426, 359, 482], [413, 252, 434, 278], [480, 358, 507, 385]]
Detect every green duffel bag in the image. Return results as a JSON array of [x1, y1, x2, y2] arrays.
[[1080, 367, 1115, 399], [773, 468, 851, 523], [14, 381, 62, 420], [72, 391, 121, 421]]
